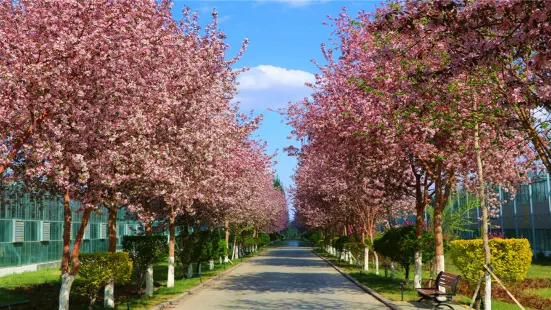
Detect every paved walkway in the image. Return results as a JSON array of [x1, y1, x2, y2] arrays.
[[171, 241, 389, 309]]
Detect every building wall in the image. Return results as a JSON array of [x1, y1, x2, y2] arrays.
[[0, 189, 141, 270], [451, 173, 551, 253]]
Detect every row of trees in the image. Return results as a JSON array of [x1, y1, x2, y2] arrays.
[[0, 1, 288, 309], [286, 1, 549, 309]]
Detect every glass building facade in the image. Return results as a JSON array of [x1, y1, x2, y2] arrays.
[[449, 172, 551, 253], [0, 190, 141, 269]]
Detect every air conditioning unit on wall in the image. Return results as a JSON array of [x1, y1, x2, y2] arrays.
[[83, 224, 91, 240], [12, 220, 24, 242], [40, 221, 51, 242], [100, 223, 107, 239]]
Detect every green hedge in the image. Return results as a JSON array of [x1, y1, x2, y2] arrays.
[[77, 252, 132, 308], [449, 238, 532, 288], [122, 235, 167, 292]]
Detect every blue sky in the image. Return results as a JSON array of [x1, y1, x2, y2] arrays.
[[172, 1, 380, 213]]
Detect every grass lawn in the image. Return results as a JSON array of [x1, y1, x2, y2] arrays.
[[527, 287, 551, 299], [0, 247, 268, 309], [314, 248, 542, 310], [526, 259, 551, 279], [0, 268, 61, 287]]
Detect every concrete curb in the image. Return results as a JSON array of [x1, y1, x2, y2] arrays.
[[312, 250, 402, 310]]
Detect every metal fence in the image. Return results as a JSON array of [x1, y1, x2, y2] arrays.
[[0, 189, 141, 269]]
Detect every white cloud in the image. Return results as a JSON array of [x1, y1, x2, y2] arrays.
[[235, 65, 315, 110], [238, 65, 315, 90]]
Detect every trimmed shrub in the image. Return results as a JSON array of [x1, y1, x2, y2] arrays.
[[76, 252, 132, 308], [344, 242, 366, 261], [309, 231, 324, 247], [217, 239, 229, 257], [373, 225, 434, 281], [243, 235, 257, 248], [449, 238, 533, 288], [122, 235, 167, 292], [334, 236, 350, 252], [258, 232, 270, 246]]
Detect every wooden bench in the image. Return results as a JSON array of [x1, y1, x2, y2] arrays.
[[417, 271, 461, 310]]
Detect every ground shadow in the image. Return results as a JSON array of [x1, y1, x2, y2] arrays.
[[215, 271, 362, 295], [250, 257, 328, 268], [225, 297, 387, 310]]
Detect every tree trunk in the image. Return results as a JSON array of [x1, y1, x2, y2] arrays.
[[142, 200, 154, 296], [433, 206, 445, 275], [60, 206, 91, 310], [224, 219, 230, 262], [167, 208, 175, 288], [104, 207, 117, 308], [364, 248, 369, 271], [433, 163, 446, 276], [232, 236, 237, 260], [374, 251, 380, 275], [474, 113, 492, 310], [414, 206, 425, 289], [390, 262, 395, 279], [59, 274, 75, 310], [59, 190, 72, 310], [61, 190, 72, 276], [144, 200, 154, 296], [209, 259, 214, 270], [413, 168, 428, 289]]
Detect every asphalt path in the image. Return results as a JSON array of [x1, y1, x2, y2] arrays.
[[172, 240, 389, 309]]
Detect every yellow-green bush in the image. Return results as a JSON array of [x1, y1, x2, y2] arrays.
[[449, 238, 532, 288]]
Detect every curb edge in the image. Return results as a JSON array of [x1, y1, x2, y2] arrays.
[[312, 249, 402, 310]]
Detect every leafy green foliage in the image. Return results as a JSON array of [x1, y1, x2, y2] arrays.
[[258, 232, 270, 246], [426, 195, 479, 239], [175, 230, 224, 276], [373, 225, 434, 281], [217, 239, 228, 257], [243, 235, 257, 247], [449, 238, 533, 288], [122, 235, 167, 292], [344, 242, 366, 261], [76, 252, 132, 308]]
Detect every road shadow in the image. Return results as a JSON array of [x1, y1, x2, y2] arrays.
[[215, 271, 361, 295], [260, 248, 314, 258], [249, 257, 328, 268], [225, 297, 385, 309]]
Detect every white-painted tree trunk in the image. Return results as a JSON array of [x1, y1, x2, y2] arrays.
[[187, 264, 193, 279], [167, 256, 175, 288], [390, 262, 395, 279], [104, 280, 115, 308], [209, 260, 214, 270], [363, 248, 369, 271], [224, 255, 229, 263], [146, 265, 154, 297], [374, 252, 380, 275], [485, 273, 492, 309], [349, 252, 353, 265], [198, 263, 202, 276], [59, 274, 75, 310], [436, 255, 445, 282], [414, 251, 422, 288], [219, 257, 223, 264]]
